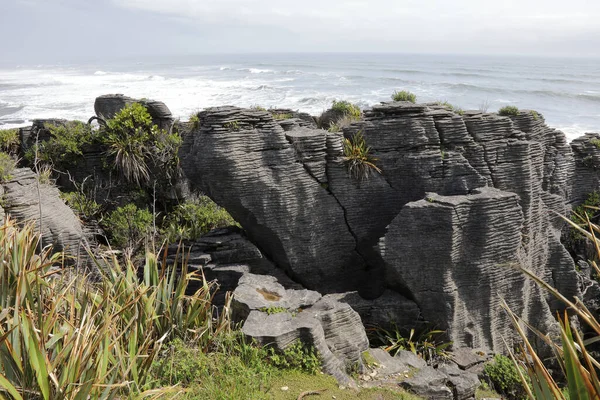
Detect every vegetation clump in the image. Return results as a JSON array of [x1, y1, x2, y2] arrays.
[[60, 191, 102, 221], [0, 219, 230, 399], [189, 112, 201, 129], [272, 112, 293, 120], [102, 103, 181, 186], [161, 196, 238, 243], [392, 90, 417, 103], [498, 105, 519, 116], [483, 354, 529, 399], [103, 203, 153, 252], [590, 138, 600, 149], [342, 131, 381, 181], [26, 121, 93, 168], [0, 153, 16, 182], [0, 128, 19, 154], [331, 100, 362, 120], [369, 325, 451, 365]]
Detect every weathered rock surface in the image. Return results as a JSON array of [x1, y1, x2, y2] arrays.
[[179, 100, 583, 353], [2, 168, 87, 262], [233, 273, 369, 386], [400, 365, 480, 400]]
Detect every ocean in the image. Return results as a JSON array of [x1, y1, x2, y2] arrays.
[[0, 53, 598, 141]]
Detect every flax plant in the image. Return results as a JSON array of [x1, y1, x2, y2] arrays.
[[0, 218, 230, 400]]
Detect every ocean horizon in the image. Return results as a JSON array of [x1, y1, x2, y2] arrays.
[[1, 52, 599, 141]]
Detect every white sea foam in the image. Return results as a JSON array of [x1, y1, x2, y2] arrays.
[[1, 54, 599, 138]]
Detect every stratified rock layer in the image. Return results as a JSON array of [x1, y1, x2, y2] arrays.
[[2, 168, 87, 262], [179, 101, 583, 353]]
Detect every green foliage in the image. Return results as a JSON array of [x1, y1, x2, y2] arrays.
[[102, 103, 181, 185], [0, 218, 230, 399], [331, 100, 361, 120], [570, 191, 600, 240], [28, 121, 93, 167], [498, 105, 519, 116], [343, 131, 382, 181], [258, 306, 289, 315], [251, 105, 267, 111], [272, 112, 293, 120], [484, 355, 529, 399], [0, 153, 16, 182], [60, 191, 102, 220], [590, 138, 600, 149], [189, 113, 201, 129], [369, 325, 451, 365], [161, 196, 238, 243], [328, 114, 357, 133], [435, 101, 462, 114], [530, 110, 540, 121], [103, 203, 153, 251], [0, 128, 19, 153], [504, 215, 600, 400], [392, 90, 417, 103], [266, 340, 321, 375], [224, 121, 241, 131]]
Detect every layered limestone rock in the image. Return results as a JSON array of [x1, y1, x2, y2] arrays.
[[179, 100, 582, 353], [2, 168, 88, 263]]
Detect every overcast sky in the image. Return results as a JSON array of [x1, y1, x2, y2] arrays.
[[1, 0, 599, 64]]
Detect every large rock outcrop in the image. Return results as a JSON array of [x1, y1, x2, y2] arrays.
[[180, 101, 584, 352]]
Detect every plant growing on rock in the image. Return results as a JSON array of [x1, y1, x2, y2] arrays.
[[26, 121, 93, 168], [0, 153, 16, 182], [101, 103, 181, 186], [342, 131, 381, 181], [498, 105, 519, 116], [392, 90, 417, 103], [189, 112, 201, 129], [61, 191, 102, 221], [0, 128, 19, 154], [331, 100, 362, 120], [369, 325, 451, 365], [161, 196, 238, 243]]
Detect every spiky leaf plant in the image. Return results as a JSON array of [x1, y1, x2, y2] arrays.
[[503, 213, 600, 399], [342, 131, 381, 181], [0, 218, 230, 399]]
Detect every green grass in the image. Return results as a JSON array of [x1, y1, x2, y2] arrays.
[[392, 90, 417, 103], [590, 138, 600, 149], [498, 105, 519, 116], [272, 113, 294, 120], [0, 153, 16, 182]]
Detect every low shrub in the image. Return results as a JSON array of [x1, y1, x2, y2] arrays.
[[498, 105, 519, 116], [342, 131, 381, 181], [0, 128, 19, 153], [103, 203, 153, 251], [61, 191, 102, 221], [0, 153, 16, 182], [392, 90, 417, 103], [161, 196, 238, 243], [331, 100, 361, 120], [28, 121, 93, 168], [484, 354, 529, 399], [189, 113, 201, 129], [272, 112, 293, 120], [328, 114, 357, 133], [266, 340, 320, 375]]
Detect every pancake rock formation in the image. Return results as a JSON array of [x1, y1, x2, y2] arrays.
[[179, 101, 584, 353]]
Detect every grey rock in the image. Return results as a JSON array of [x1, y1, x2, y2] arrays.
[[394, 350, 427, 370], [438, 364, 481, 400], [237, 274, 369, 386], [365, 348, 410, 376], [451, 348, 488, 370], [2, 168, 88, 265], [173, 100, 580, 354], [400, 366, 454, 400]]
